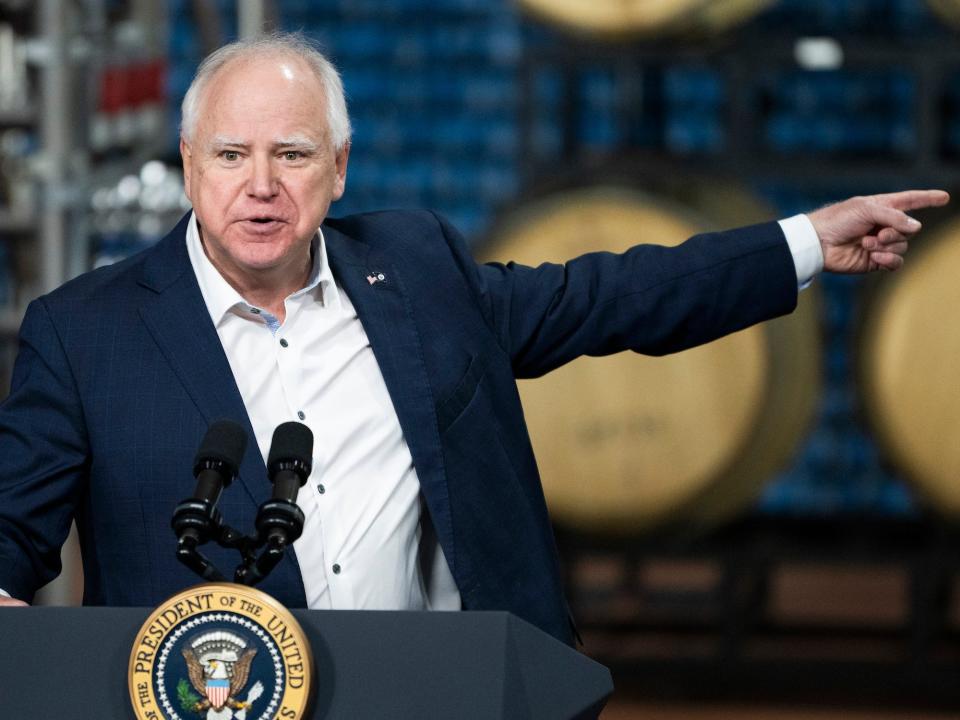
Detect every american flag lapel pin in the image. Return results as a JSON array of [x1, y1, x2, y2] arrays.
[[366, 271, 386, 286]]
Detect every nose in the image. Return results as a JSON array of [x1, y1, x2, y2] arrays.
[[246, 154, 278, 199]]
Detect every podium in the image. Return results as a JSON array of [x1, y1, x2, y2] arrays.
[[0, 607, 612, 718]]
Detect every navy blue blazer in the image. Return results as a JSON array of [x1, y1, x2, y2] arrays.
[[0, 209, 797, 644]]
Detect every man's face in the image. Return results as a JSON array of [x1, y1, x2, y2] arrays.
[[180, 54, 349, 283]]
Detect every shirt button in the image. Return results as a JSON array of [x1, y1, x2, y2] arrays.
[[297, 410, 306, 420], [279, 338, 289, 348], [332, 563, 341, 574], [317, 483, 325, 494]]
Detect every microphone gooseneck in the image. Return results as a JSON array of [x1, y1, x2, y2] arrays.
[[259, 421, 313, 545], [192, 419, 248, 505], [267, 421, 314, 503], [235, 422, 314, 587], [172, 420, 248, 581]]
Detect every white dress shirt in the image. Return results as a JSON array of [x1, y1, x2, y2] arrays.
[[186, 214, 461, 611], [0, 213, 822, 602]]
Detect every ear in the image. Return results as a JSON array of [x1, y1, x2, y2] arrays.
[[332, 142, 350, 201], [180, 138, 193, 202]]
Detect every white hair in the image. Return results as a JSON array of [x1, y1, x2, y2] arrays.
[[180, 33, 352, 152]]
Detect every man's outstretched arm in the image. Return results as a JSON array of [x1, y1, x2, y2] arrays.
[[438, 188, 949, 380]]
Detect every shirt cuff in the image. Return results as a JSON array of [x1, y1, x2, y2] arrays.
[[778, 214, 824, 289], [0, 587, 11, 599]]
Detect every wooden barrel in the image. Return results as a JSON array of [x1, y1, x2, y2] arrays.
[[859, 218, 960, 516], [925, 0, 960, 29], [516, 0, 773, 39], [480, 184, 821, 534]]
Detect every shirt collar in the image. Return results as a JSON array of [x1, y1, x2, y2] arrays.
[[185, 211, 341, 327]]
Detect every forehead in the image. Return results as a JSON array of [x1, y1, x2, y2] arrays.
[[196, 53, 328, 141]]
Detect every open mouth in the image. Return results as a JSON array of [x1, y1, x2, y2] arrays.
[[240, 216, 285, 232]]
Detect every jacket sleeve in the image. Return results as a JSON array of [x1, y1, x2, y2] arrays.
[[0, 298, 89, 602], [431, 212, 799, 380]]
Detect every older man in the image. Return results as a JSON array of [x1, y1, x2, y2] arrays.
[[0, 34, 948, 645]]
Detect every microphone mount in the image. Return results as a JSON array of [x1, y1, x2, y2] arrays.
[[172, 420, 313, 588]]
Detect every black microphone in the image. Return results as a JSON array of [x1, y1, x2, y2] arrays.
[[268, 421, 313, 502], [257, 421, 313, 545], [172, 420, 247, 555], [192, 420, 248, 506], [237, 422, 313, 586]]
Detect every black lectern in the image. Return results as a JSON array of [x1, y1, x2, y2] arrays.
[[0, 607, 612, 718]]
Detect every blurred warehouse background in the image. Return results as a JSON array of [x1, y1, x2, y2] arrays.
[[3, 0, 960, 717]]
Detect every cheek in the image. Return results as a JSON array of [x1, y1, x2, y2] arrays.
[[194, 175, 237, 220], [292, 176, 336, 216]]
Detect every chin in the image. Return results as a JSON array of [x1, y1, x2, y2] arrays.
[[236, 249, 294, 271]]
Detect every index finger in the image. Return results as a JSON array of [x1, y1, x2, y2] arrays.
[[869, 189, 950, 212]]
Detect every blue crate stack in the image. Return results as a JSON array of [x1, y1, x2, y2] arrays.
[[764, 70, 916, 156], [753, 0, 942, 34], [662, 67, 726, 155], [748, 0, 946, 518], [164, 0, 956, 521]]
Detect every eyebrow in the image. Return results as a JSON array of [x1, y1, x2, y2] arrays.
[[275, 135, 320, 152], [208, 135, 247, 152], [207, 134, 320, 153]]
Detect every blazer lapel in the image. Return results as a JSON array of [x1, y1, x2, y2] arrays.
[[136, 221, 267, 506], [135, 217, 306, 598], [324, 224, 457, 575]]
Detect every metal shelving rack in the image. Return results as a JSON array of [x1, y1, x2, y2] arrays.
[[0, 1, 97, 371], [559, 516, 960, 710], [517, 19, 960, 709], [518, 33, 960, 190], [0, 0, 171, 394]]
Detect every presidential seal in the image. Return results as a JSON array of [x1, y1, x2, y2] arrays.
[[129, 584, 312, 720]]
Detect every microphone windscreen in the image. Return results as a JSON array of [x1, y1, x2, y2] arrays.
[[268, 421, 314, 474], [194, 419, 248, 475]]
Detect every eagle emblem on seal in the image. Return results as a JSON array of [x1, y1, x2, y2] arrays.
[[179, 631, 263, 719]]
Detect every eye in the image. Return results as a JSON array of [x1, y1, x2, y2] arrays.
[[283, 151, 303, 161], [221, 151, 240, 162]]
